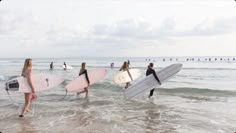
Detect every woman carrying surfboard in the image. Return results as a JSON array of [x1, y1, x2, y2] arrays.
[[120, 61, 133, 89], [19, 59, 38, 117], [146, 63, 161, 98], [77, 62, 90, 98]]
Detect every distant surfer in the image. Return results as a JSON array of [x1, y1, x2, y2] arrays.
[[120, 61, 133, 89], [77, 62, 90, 98], [50, 62, 54, 70], [146, 63, 161, 98], [110, 62, 114, 68], [127, 60, 130, 67], [63, 62, 67, 70], [19, 59, 38, 117]]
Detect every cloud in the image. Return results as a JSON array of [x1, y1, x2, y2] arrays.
[[0, 0, 235, 57], [92, 17, 236, 43], [36, 17, 236, 50], [93, 19, 174, 41], [185, 17, 236, 36]]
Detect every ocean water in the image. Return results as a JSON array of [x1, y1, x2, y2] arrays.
[[0, 57, 236, 133]]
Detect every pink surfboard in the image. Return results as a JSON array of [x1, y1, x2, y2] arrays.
[[65, 68, 107, 92]]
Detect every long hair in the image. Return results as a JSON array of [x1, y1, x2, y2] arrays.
[[121, 61, 128, 70], [22, 58, 32, 74]]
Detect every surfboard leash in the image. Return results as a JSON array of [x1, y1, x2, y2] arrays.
[[6, 89, 23, 106], [59, 90, 68, 101], [6, 87, 37, 116]]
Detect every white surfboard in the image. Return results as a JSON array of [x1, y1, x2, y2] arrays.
[[123, 64, 183, 99], [66, 68, 107, 92], [114, 69, 141, 84], [5, 74, 64, 93], [62, 65, 73, 70]]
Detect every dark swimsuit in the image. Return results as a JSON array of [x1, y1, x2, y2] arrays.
[[146, 67, 161, 97], [79, 69, 90, 85]]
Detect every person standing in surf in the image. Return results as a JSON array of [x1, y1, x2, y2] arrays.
[[50, 61, 54, 70], [19, 59, 38, 117], [127, 60, 130, 67], [63, 62, 67, 70], [110, 62, 114, 68], [120, 61, 133, 89], [146, 63, 161, 98], [77, 62, 90, 98]]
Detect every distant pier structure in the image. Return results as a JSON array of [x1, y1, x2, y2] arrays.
[[161, 57, 235, 62]]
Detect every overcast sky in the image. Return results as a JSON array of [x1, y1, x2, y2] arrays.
[[0, 0, 236, 58]]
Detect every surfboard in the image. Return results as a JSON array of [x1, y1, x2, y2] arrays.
[[123, 64, 183, 99], [114, 69, 141, 84], [65, 68, 107, 92], [5, 74, 64, 93], [62, 65, 73, 70]]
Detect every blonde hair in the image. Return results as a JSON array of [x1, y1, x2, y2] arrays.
[[22, 58, 32, 74]]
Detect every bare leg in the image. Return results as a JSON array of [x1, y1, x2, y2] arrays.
[[77, 90, 85, 96], [20, 93, 31, 117], [84, 87, 89, 98]]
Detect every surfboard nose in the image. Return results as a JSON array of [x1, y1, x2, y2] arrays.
[[175, 63, 183, 69]]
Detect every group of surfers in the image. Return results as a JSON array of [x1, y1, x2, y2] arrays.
[[18, 58, 162, 117]]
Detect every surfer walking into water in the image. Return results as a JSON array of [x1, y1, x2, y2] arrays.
[[77, 62, 90, 98], [120, 61, 133, 89], [19, 59, 38, 117], [50, 61, 54, 70], [110, 62, 114, 68], [146, 63, 161, 98], [63, 62, 67, 70], [127, 60, 130, 67]]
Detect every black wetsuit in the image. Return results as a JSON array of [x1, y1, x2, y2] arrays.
[[50, 63, 53, 69], [146, 67, 161, 97], [63, 63, 67, 70], [79, 69, 90, 85]]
